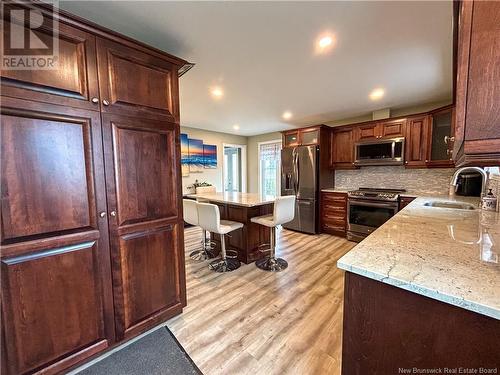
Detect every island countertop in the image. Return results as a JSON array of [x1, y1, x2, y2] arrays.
[[186, 192, 275, 207], [337, 196, 500, 320]]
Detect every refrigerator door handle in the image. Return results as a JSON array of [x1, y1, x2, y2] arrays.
[[292, 148, 298, 195]]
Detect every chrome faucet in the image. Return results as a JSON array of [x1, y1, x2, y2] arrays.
[[449, 167, 488, 197]]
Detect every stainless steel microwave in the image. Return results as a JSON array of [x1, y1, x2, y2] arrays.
[[354, 137, 405, 166]]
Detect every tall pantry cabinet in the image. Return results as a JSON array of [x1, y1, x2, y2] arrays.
[[0, 2, 190, 374]]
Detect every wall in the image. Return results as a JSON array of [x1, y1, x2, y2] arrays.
[[334, 166, 456, 195], [180, 126, 247, 195], [246, 132, 282, 194]]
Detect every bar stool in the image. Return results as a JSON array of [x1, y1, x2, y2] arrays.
[[197, 202, 243, 273], [182, 199, 216, 261], [250, 196, 296, 272]]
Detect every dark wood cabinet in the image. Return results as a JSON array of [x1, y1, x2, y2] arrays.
[[320, 192, 347, 237], [379, 119, 406, 138], [1, 4, 189, 374], [1, 10, 100, 112], [281, 125, 329, 148], [454, 0, 500, 166], [0, 98, 115, 374], [331, 128, 355, 169], [96, 38, 179, 123], [354, 119, 406, 141], [427, 106, 455, 167], [101, 114, 184, 340], [405, 115, 431, 168]]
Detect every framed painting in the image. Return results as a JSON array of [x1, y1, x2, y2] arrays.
[[203, 144, 217, 169], [188, 138, 204, 173], [180, 133, 189, 177]]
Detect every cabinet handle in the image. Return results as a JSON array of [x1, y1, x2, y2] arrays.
[[425, 160, 429, 163], [99, 211, 106, 218], [91, 97, 99, 104], [444, 136, 455, 144], [110, 211, 116, 217], [446, 149, 451, 155], [405, 161, 408, 164], [102, 99, 110, 106]]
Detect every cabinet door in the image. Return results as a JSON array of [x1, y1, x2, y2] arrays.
[[380, 120, 406, 138], [283, 131, 299, 147], [300, 129, 320, 145], [427, 107, 455, 167], [356, 123, 379, 141], [331, 128, 355, 169], [1, 7, 99, 111], [0, 98, 114, 374], [405, 116, 431, 168], [97, 38, 179, 122], [101, 113, 185, 340]]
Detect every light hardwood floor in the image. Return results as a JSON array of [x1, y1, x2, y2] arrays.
[[167, 226, 355, 375]]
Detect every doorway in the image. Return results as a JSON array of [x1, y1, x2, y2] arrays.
[[223, 144, 247, 193]]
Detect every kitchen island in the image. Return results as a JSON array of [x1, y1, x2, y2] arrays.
[[337, 196, 500, 373], [187, 192, 275, 264]]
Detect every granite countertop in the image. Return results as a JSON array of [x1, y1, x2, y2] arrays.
[[321, 188, 350, 193], [186, 192, 275, 207], [337, 195, 500, 320]]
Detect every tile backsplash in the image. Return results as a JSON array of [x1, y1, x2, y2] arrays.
[[334, 166, 456, 195]]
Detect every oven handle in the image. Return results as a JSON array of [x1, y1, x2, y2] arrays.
[[348, 199, 398, 209]]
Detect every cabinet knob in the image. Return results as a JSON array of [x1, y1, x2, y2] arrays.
[[102, 99, 110, 106], [425, 160, 429, 163], [444, 136, 455, 144], [405, 161, 408, 164], [91, 97, 99, 104], [110, 211, 117, 217], [99, 211, 106, 218]]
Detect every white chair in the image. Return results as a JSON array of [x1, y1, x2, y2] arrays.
[[250, 196, 296, 271], [183, 199, 216, 261], [197, 202, 244, 272]]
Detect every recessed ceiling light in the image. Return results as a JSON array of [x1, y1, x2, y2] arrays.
[[369, 88, 385, 101], [282, 111, 293, 120], [318, 36, 333, 49], [315, 33, 336, 54], [210, 86, 224, 99], [233, 124, 240, 130]]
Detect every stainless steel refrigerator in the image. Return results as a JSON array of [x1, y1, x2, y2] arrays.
[[281, 145, 318, 234]]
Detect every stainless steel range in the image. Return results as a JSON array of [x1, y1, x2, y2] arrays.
[[347, 187, 406, 242]]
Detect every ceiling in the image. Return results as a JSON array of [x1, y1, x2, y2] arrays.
[[60, 1, 454, 136]]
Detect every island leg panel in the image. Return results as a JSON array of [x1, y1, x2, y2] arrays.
[[208, 202, 273, 264], [341, 272, 500, 374]]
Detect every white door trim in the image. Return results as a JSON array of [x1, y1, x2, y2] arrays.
[[222, 143, 247, 193]]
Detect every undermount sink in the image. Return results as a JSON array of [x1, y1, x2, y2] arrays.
[[423, 201, 476, 210]]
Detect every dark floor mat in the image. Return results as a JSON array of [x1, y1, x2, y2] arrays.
[[79, 327, 202, 375]]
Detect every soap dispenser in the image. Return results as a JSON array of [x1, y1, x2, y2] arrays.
[[481, 189, 498, 212]]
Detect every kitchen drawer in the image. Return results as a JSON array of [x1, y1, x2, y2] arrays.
[[322, 194, 347, 204], [323, 204, 346, 213], [323, 214, 346, 224]]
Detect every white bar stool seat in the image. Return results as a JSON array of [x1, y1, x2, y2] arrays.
[[183, 199, 216, 261], [197, 202, 244, 273], [250, 195, 296, 272]]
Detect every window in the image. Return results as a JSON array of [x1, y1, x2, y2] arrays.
[[259, 141, 281, 197]]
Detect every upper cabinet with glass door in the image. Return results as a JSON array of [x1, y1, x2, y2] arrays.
[[427, 106, 455, 167], [282, 125, 329, 148]]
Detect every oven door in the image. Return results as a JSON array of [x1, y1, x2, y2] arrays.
[[348, 199, 398, 235]]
